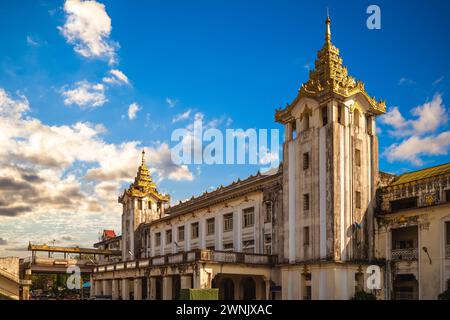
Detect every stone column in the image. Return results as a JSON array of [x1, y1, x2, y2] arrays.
[[94, 280, 102, 296], [134, 278, 143, 300], [146, 277, 152, 300], [149, 277, 156, 300], [103, 280, 112, 297], [121, 279, 131, 300], [162, 276, 172, 300], [235, 208, 242, 251], [180, 275, 192, 289], [90, 275, 95, 297], [193, 267, 212, 289], [265, 279, 271, 300], [112, 279, 119, 300]]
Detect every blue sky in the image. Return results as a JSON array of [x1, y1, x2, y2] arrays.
[[0, 0, 449, 256]]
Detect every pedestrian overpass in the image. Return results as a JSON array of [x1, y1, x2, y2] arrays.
[[16, 243, 122, 299]]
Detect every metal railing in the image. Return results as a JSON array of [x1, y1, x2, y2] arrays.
[[94, 249, 276, 273], [391, 248, 418, 261]]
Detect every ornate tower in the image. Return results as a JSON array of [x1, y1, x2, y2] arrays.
[[118, 150, 170, 260], [275, 16, 385, 299]]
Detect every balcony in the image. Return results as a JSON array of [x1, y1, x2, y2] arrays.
[[391, 248, 418, 261], [94, 249, 277, 273]]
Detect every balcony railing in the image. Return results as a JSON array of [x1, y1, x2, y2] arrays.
[[391, 248, 418, 261], [94, 249, 277, 273], [446, 245, 450, 259]]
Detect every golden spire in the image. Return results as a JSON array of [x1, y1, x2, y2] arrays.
[[141, 149, 146, 166], [325, 10, 331, 44], [274, 14, 386, 123]]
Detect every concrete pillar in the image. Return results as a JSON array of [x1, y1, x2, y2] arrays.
[[121, 279, 131, 300], [103, 280, 112, 297], [234, 276, 241, 300], [146, 277, 152, 300], [265, 279, 271, 300], [162, 276, 172, 300], [180, 275, 192, 289], [94, 280, 102, 296], [149, 277, 156, 300], [193, 267, 213, 289], [90, 276, 95, 297], [134, 278, 143, 300], [112, 279, 119, 300]]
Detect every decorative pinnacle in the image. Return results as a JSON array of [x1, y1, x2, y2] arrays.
[[141, 149, 146, 165], [325, 11, 331, 44]]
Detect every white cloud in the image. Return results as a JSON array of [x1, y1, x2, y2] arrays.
[[381, 94, 450, 165], [433, 76, 444, 86], [166, 97, 178, 108], [127, 102, 140, 120], [0, 89, 29, 119], [172, 109, 192, 123], [380, 94, 447, 137], [103, 69, 129, 86], [0, 88, 193, 212], [383, 131, 450, 165], [398, 77, 415, 86], [62, 80, 107, 108], [58, 0, 119, 65], [0, 88, 195, 255], [26, 36, 40, 47]]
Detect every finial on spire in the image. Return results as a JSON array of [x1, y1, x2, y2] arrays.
[[141, 149, 146, 165], [325, 9, 331, 44]]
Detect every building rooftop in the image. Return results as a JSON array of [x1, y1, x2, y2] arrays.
[[388, 162, 450, 187]]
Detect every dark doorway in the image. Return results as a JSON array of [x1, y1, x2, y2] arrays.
[[172, 276, 181, 300], [142, 278, 148, 300], [241, 277, 256, 300], [220, 277, 234, 300], [393, 274, 418, 300], [155, 277, 162, 300]]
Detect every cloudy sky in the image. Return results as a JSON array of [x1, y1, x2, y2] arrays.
[[0, 0, 449, 257]]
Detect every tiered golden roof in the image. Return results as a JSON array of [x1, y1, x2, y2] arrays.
[[119, 150, 169, 202], [276, 16, 385, 123]]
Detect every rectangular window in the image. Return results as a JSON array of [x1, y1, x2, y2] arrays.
[[242, 240, 255, 253], [178, 226, 185, 242], [207, 218, 215, 235], [356, 192, 361, 209], [243, 207, 254, 228], [148, 201, 152, 209], [264, 234, 272, 255], [445, 190, 450, 203], [303, 152, 309, 170], [303, 194, 310, 211], [191, 222, 199, 239], [303, 227, 310, 245], [165, 230, 172, 245], [223, 242, 233, 251], [155, 233, 161, 247], [223, 213, 233, 232], [265, 202, 272, 223], [207, 245, 215, 251], [322, 106, 328, 126], [138, 200, 143, 210], [355, 149, 361, 167]]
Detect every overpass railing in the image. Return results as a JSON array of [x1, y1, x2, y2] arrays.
[[94, 249, 277, 273]]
